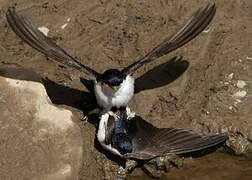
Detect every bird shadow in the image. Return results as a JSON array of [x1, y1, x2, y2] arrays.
[[0, 66, 99, 115], [41, 78, 98, 115], [41, 56, 189, 111], [135, 56, 189, 94]]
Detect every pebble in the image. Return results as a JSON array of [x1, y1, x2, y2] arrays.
[[236, 80, 246, 88], [38, 26, 49, 36], [246, 56, 252, 61], [227, 73, 234, 81], [61, 23, 68, 29], [233, 90, 247, 98]]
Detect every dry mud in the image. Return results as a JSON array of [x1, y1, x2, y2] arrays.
[[0, 0, 252, 179]]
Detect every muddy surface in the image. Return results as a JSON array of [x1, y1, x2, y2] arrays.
[[0, 0, 252, 179]]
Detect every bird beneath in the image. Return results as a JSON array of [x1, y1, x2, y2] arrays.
[[6, 4, 216, 111], [97, 107, 228, 174]]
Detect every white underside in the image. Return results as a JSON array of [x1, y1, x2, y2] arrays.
[[97, 109, 135, 157], [97, 113, 122, 157], [94, 75, 134, 110]]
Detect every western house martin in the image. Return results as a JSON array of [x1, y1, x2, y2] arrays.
[[97, 108, 227, 174], [6, 4, 216, 111]]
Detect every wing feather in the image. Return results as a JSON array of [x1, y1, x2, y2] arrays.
[[124, 116, 227, 160], [6, 7, 100, 78], [122, 4, 216, 75]]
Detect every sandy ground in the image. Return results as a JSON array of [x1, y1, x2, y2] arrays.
[[0, 0, 252, 179]]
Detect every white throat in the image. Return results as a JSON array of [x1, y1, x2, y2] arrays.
[[94, 75, 134, 110]]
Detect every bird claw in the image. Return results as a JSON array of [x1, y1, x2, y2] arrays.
[[81, 114, 88, 123], [126, 106, 135, 120]]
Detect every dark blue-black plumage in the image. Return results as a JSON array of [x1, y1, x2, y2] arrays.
[[97, 69, 126, 86], [111, 110, 132, 154]]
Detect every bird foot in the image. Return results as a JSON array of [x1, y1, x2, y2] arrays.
[[81, 114, 88, 122], [126, 106, 135, 120]]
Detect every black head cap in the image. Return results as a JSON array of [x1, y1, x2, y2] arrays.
[[97, 69, 126, 86]]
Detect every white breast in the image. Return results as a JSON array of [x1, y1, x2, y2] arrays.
[[94, 75, 134, 110]]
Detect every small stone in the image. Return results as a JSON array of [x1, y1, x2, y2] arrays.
[[246, 56, 252, 61], [236, 80, 246, 88], [235, 99, 242, 104], [233, 90, 247, 98], [38, 26, 49, 36], [203, 28, 210, 33], [117, 166, 127, 180], [226, 133, 250, 155], [221, 127, 229, 133], [61, 23, 68, 29], [227, 73, 234, 81]]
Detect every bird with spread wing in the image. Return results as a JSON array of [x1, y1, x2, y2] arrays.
[[6, 4, 216, 111]]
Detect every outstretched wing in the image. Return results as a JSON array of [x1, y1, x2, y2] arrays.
[[6, 7, 100, 78], [122, 4, 216, 75], [124, 116, 227, 160]]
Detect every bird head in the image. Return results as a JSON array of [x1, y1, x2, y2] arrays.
[[96, 69, 127, 92]]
